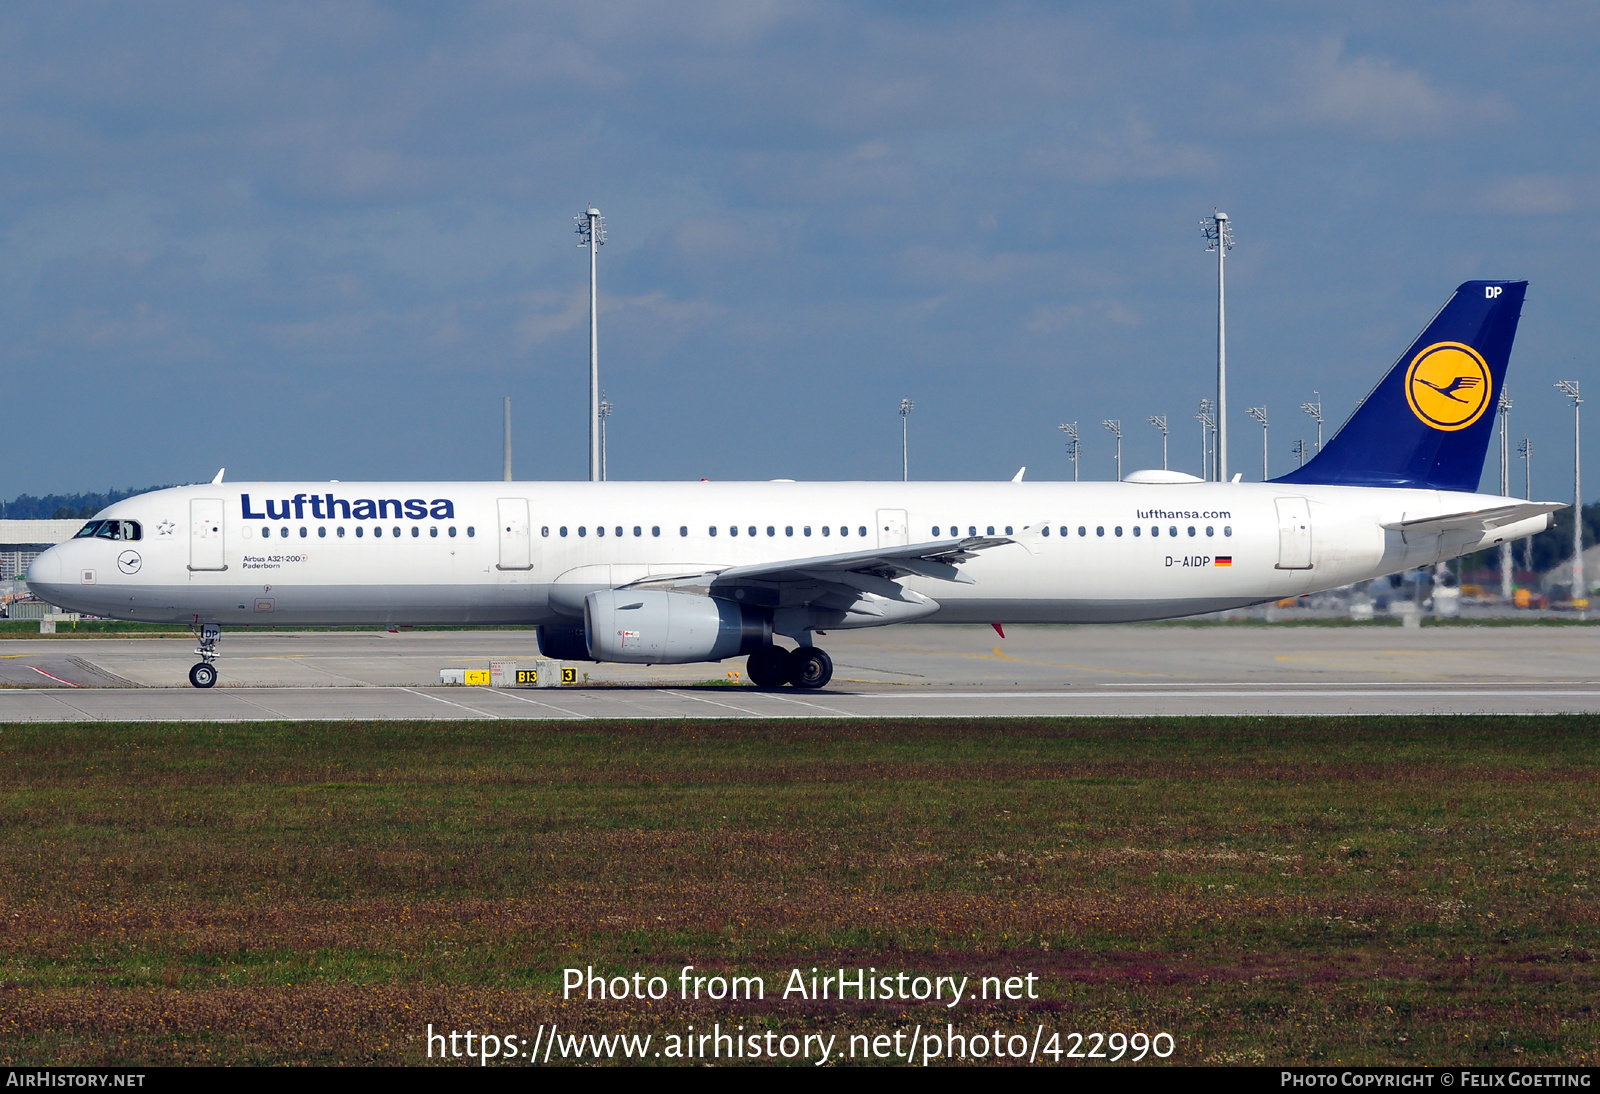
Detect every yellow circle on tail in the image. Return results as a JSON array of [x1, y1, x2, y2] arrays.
[[1404, 342, 1492, 431]]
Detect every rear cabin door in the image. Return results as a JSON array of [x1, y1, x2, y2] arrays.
[[497, 498, 533, 570], [1274, 496, 1313, 570], [188, 498, 227, 571], [877, 508, 909, 548]]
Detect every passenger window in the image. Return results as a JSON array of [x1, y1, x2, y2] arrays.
[[75, 521, 103, 539], [597, 526, 605, 537], [785, 526, 793, 536], [709, 527, 717, 536], [1005, 526, 1013, 535], [1170, 527, 1177, 537], [337, 527, 345, 538], [615, 527, 622, 537], [858, 526, 866, 537], [1133, 527, 1141, 537], [633, 526, 641, 537], [579, 526, 587, 537], [822, 527, 830, 537], [804, 526, 812, 536], [1042, 527, 1050, 537], [541, 526, 549, 537], [1059, 526, 1068, 537], [679, 526, 687, 537], [281, 527, 289, 538], [411, 527, 420, 538], [1206, 526, 1214, 537], [1224, 526, 1232, 537], [300, 527, 308, 538], [767, 526, 775, 537], [730, 526, 738, 537], [931, 526, 939, 536], [430, 527, 438, 538], [356, 527, 363, 538], [986, 526, 993, 536], [1150, 526, 1158, 536], [467, 527, 475, 537], [652, 526, 660, 537], [1188, 526, 1195, 536], [839, 526, 847, 537], [1096, 526, 1104, 537], [318, 527, 327, 538], [561, 527, 568, 537], [1078, 526, 1086, 537], [393, 527, 402, 538], [375, 526, 383, 537], [1114, 526, 1122, 536]]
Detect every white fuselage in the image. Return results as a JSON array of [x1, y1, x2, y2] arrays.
[[25, 479, 1549, 634]]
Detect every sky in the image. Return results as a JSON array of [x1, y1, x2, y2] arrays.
[[1, 2, 1597, 498]]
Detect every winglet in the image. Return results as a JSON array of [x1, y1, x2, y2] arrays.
[[211, 468, 225, 484], [1012, 467, 1026, 482]]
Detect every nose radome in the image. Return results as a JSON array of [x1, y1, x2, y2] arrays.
[[25, 548, 62, 586]]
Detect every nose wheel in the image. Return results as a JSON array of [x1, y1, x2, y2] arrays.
[[189, 622, 220, 688]]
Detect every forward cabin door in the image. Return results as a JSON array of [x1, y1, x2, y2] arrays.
[[496, 498, 533, 570], [188, 498, 227, 571], [877, 509, 909, 548], [1274, 497, 1313, 570]]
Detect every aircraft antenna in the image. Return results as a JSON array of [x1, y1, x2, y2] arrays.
[[1556, 380, 1584, 612], [576, 205, 606, 482], [1201, 209, 1234, 481], [1146, 415, 1168, 471]]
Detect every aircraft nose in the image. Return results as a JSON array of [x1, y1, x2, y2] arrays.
[[25, 547, 62, 587]]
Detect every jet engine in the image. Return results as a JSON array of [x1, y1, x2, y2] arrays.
[[583, 589, 769, 664]]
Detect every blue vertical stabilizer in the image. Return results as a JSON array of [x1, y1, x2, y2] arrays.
[[1274, 280, 1526, 492]]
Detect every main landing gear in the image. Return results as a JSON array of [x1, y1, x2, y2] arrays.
[[189, 623, 220, 689], [747, 645, 833, 690]]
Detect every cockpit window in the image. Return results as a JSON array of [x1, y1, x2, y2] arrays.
[[88, 520, 142, 541]]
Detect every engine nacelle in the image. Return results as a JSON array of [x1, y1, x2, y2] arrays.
[[537, 623, 595, 662], [584, 590, 770, 664]]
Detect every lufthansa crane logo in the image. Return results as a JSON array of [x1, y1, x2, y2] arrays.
[[1404, 341, 1492, 432]]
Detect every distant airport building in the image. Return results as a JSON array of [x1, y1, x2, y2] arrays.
[[0, 519, 83, 580]]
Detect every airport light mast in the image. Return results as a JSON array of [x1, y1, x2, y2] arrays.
[[576, 205, 606, 482], [503, 396, 513, 481], [1146, 415, 1169, 470], [1301, 392, 1323, 452], [1520, 437, 1534, 573], [1498, 390, 1513, 601], [598, 392, 613, 482], [1292, 438, 1308, 468], [1195, 399, 1214, 480], [899, 398, 914, 482], [1556, 380, 1584, 610], [1103, 419, 1122, 481], [1201, 210, 1233, 481], [1248, 405, 1268, 480], [1058, 422, 1080, 481]]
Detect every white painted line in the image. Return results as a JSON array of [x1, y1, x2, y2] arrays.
[[661, 691, 773, 716], [754, 692, 862, 717], [851, 689, 1600, 700], [398, 687, 499, 718], [473, 688, 591, 719]]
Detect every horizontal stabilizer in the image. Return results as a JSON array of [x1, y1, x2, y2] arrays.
[[1381, 501, 1564, 538]]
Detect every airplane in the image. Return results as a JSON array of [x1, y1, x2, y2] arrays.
[[25, 279, 1562, 690]]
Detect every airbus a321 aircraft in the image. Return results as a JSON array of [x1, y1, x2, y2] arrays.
[[27, 280, 1561, 689]]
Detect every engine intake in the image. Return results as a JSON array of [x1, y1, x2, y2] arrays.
[[584, 590, 770, 664]]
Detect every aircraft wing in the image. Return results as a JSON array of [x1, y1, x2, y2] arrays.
[[1382, 501, 1565, 538]]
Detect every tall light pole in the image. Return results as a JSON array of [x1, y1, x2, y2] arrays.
[[1520, 437, 1533, 574], [1248, 405, 1268, 480], [1292, 438, 1308, 468], [1498, 390, 1513, 601], [1103, 419, 1122, 481], [503, 396, 513, 482], [1195, 399, 1214, 480], [1201, 209, 1233, 481], [1557, 380, 1584, 609], [1146, 415, 1169, 470], [1300, 392, 1323, 452], [598, 392, 613, 482], [899, 398, 914, 482], [575, 204, 606, 482], [1058, 422, 1080, 481]]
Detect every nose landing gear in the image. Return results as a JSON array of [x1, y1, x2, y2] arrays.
[[746, 645, 833, 690], [189, 622, 220, 689]]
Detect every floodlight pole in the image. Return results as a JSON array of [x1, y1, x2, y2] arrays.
[[1293, 438, 1308, 468], [598, 393, 613, 482], [1147, 415, 1169, 470], [1059, 422, 1080, 482], [576, 205, 606, 482], [503, 396, 513, 481], [1519, 437, 1533, 573], [1103, 419, 1122, 481], [1301, 392, 1323, 452], [1195, 399, 1214, 480], [1498, 390, 1513, 600], [1201, 210, 1233, 481], [1248, 405, 1268, 480], [1557, 381, 1584, 610], [899, 398, 914, 482]]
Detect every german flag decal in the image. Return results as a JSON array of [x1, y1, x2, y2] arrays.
[[1215, 556, 1233, 567]]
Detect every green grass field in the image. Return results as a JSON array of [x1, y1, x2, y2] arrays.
[[0, 716, 1595, 1066]]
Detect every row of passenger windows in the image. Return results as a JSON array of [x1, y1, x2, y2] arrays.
[[542, 525, 872, 538], [242, 525, 475, 539], [937, 524, 1233, 539]]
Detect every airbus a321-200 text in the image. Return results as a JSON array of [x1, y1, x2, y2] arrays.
[[27, 280, 1561, 689]]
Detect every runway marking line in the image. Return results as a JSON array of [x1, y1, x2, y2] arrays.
[[29, 667, 79, 687], [398, 687, 499, 718], [472, 688, 591, 719]]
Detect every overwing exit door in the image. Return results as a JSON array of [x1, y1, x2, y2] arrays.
[[877, 509, 908, 547]]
